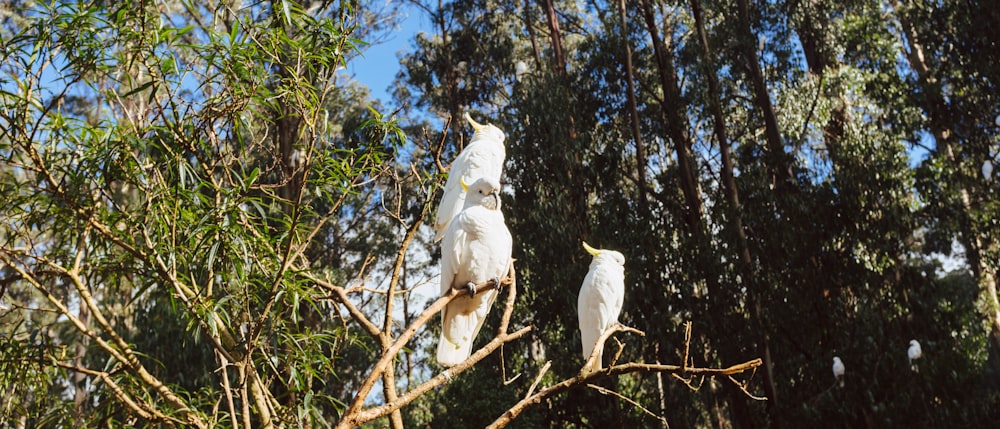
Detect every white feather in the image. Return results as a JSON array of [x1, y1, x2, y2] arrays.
[[907, 340, 922, 361], [908, 339, 922, 372], [436, 178, 512, 367], [578, 244, 625, 373], [515, 61, 529, 81], [434, 114, 506, 242], [832, 356, 845, 379]]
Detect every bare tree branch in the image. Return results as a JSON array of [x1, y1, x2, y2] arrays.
[[0, 251, 209, 428], [336, 263, 523, 428], [54, 362, 177, 425], [525, 361, 552, 399], [488, 321, 764, 429], [580, 323, 646, 376]]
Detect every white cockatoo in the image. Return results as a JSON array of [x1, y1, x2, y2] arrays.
[[578, 242, 626, 373], [434, 113, 506, 242], [436, 177, 513, 367], [832, 356, 845, 386], [983, 159, 993, 181], [530, 336, 546, 362], [515, 61, 529, 81], [908, 339, 922, 372]]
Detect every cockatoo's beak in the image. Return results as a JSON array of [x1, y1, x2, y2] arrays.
[[486, 190, 501, 210], [460, 177, 469, 192], [582, 241, 602, 256], [464, 112, 483, 131]]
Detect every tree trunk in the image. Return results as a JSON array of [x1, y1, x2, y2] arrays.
[[735, 0, 791, 190], [617, 0, 650, 212], [539, 0, 578, 141], [638, 0, 704, 233], [540, 0, 566, 74], [433, 2, 465, 144], [793, 0, 848, 167], [691, 0, 779, 426], [522, 0, 543, 69]]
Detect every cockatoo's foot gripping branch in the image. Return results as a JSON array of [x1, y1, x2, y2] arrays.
[[462, 281, 477, 298]]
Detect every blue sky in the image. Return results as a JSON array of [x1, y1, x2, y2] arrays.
[[348, 4, 428, 104]]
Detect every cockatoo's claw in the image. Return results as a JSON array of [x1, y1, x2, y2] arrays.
[[492, 276, 503, 292], [465, 282, 477, 298]]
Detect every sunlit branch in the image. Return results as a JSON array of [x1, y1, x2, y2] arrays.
[[336, 263, 521, 428], [488, 321, 764, 429]]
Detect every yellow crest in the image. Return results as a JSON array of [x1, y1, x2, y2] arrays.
[[464, 111, 483, 131], [582, 241, 602, 256]]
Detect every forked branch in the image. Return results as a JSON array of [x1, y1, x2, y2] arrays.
[[336, 262, 524, 428], [488, 323, 764, 429]]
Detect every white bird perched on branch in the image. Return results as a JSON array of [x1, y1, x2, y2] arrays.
[[578, 242, 626, 374], [436, 177, 513, 367], [434, 112, 506, 242], [908, 339, 922, 372], [832, 356, 845, 387]]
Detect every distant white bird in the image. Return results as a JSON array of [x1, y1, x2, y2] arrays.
[[434, 113, 506, 242], [515, 61, 529, 81], [578, 242, 626, 374], [983, 159, 993, 181], [530, 337, 546, 362], [436, 177, 513, 367], [832, 356, 845, 386], [908, 339, 922, 372]]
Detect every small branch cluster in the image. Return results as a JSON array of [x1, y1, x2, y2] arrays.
[[488, 322, 764, 428]]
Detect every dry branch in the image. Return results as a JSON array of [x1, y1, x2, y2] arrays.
[[580, 323, 645, 376], [488, 322, 764, 429], [336, 263, 524, 428], [54, 362, 175, 424]]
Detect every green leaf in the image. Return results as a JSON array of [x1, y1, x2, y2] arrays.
[[282, 0, 292, 27]]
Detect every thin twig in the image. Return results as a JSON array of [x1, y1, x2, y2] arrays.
[[799, 72, 825, 141], [217, 353, 239, 429], [587, 383, 669, 427], [500, 342, 523, 385], [671, 373, 706, 391], [728, 374, 768, 401], [347, 280, 436, 295], [433, 116, 452, 174], [525, 361, 552, 399], [682, 321, 692, 371]]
